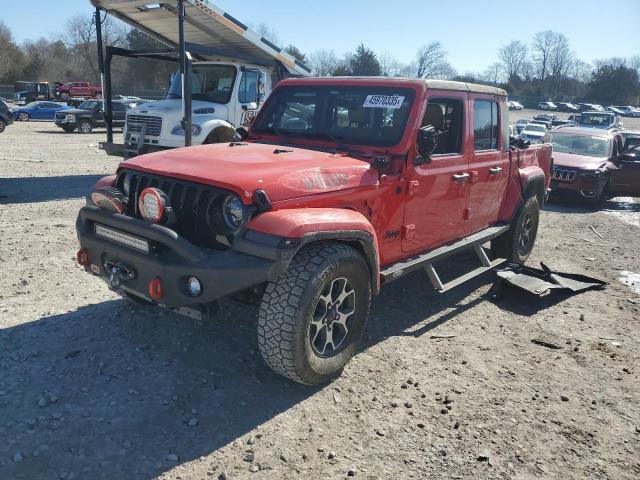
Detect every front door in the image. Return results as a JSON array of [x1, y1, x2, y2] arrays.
[[609, 135, 640, 196], [402, 93, 469, 252], [235, 69, 261, 127], [465, 97, 510, 234]]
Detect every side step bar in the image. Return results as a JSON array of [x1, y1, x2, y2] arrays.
[[380, 225, 510, 292]]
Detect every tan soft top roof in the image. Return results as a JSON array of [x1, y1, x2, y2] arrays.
[[423, 79, 507, 96]]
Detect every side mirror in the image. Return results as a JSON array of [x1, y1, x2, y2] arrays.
[[414, 125, 438, 165], [236, 126, 249, 141]]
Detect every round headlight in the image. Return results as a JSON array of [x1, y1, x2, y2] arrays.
[[138, 187, 166, 224], [222, 194, 244, 230]]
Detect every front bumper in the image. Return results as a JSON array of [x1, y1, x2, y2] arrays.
[[76, 206, 292, 308], [550, 171, 607, 198]]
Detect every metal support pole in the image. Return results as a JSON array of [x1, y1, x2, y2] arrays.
[[95, 8, 113, 143], [177, 0, 192, 147], [104, 49, 114, 144]]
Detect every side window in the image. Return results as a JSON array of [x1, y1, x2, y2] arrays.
[[473, 100, 499, 151], [421, 97, 464, 155], [112, 103, 126, 112], [238, 69, 259, 104]]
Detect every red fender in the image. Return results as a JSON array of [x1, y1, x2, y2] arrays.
[[248, 208, 381, 292], [95, 175, 117, 189]]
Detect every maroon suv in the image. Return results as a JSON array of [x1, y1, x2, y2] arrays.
[[548, 127, 640, 203]]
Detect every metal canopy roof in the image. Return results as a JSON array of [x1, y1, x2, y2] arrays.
[[90, 0, 311, 76]]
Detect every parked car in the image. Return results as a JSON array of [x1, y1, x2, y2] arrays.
[[0, 98, 14, 133], [549, 127, 640, 203], [13, 81, 53, 105], [620, 131, 640, 154], [576, 103, 604, 112], [13, 101, 73, 121], [514, 119, 529, 134], [54, 99, 141, 133], [520, 123, 549, 143], [551, 119, 576, 129], [58, 82, 102, 100], [577, 111, 622, 130], [530, 119, 552, 130], [508, 100, 524, 110], [537, 101, 557, 111], [74, 77, 552, 384], [611, 106, 640, 118], [556, 102, 579, 112], [605, 106, 626, 116]]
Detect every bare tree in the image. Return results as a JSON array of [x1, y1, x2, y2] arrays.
[[531, 30, 556, 81], [498, 40, 528, 81], [548, 33, 573, 79], [65, 14, 128, 82], [378, 51, 401, 77], [629, 55, 640, 77], [482, 62, 504, 84], [414, 41, 448, 79], [308, 49, 340, 76]]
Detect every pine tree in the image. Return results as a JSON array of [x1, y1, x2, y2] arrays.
[[349, 44, 381, 76]]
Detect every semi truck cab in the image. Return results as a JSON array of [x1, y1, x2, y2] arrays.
[[124, 61, 272, 152]]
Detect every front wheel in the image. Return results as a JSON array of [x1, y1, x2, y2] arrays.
[[78, 120, 93, 134], [491, 195, 540, 264], [18, 112, 30, 121], [60, 93, 70, 100], [0, 119, 5, 133], [258, 243, 372, 385]]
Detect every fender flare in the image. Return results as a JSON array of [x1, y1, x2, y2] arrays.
[[519, 166, 546, 206], [245, 208, 381, 294], [199, 119, 236, 143]]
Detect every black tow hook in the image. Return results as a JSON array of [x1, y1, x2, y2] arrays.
[[104, 262, 135, 289]]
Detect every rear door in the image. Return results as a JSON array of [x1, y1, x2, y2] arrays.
[[608, 134, 640, 196], [402, 92, 470, 252], [464, 97, 510, 234]]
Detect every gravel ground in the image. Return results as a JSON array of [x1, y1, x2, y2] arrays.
[[1, 121, 639, 480]]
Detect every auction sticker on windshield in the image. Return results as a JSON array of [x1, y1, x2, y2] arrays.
[[363, 95, 405, 109]]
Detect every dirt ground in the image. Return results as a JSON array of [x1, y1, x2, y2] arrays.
[[1, 120, 639, 480]]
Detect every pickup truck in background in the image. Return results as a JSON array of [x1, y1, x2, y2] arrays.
[[75, 78, 552, 385], [54, 99, 142, 133], [58, 82, 102, 100]]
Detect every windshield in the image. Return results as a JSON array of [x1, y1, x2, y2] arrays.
[[79, 101, 100, 110], [167, 64, 237, 104], [252, 85, 415, 147], [526, 124, 546, 133], [550, 132, 610, 157], [580, 113, 612, 126]]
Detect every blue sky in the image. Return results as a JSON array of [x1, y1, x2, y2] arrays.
[[4, 0, 639, 72]]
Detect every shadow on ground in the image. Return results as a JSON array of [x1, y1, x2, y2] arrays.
[[545, 195, 639, 214], [0, 175, 103, 204], [0, 254, 567, 479]]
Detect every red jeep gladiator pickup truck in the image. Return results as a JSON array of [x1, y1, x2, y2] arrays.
[[58, 82, 102, 100], [76, 78, 552, 385]]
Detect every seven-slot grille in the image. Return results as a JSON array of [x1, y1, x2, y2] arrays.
[[116, 170, 232, 250], [126, 114, 162, 137], [552, 167, 577, 182]]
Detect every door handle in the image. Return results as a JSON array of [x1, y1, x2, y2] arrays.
[[489, 167, 503, 175], [452, 173, 470, 183]]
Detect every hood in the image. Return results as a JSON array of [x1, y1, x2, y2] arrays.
[[522, 130, 545, 137], [57, 108, 91, 115], [121, 143, 380, 203], [130, 99, 224, 114], [553, 151, 608, 170]]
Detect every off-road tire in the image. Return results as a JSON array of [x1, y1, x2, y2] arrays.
[[62, 126, 75, 133], [491, 195, 540, 264], [78, 120, 93, 134], [204, 126, 236, 144], [258, 243, 372, 385], [0, 119, 5, 133]]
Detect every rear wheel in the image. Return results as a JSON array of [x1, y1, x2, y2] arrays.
[[60, 92, 70, 100], [0, 119, 5, 133], [491, 195, 540, 264], [78, 120, 93, 134], [258, 243, 372, 385]]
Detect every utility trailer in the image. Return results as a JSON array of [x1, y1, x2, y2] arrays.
[[91, 0, 311, 157]]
